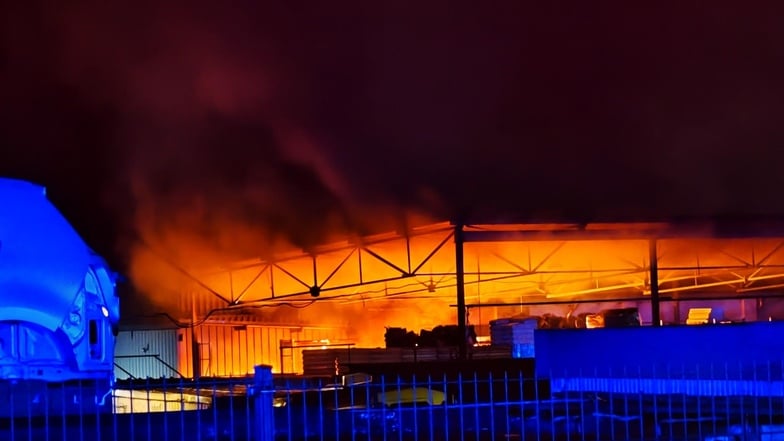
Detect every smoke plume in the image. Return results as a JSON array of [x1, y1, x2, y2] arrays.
[[3, 2, 784, 328]]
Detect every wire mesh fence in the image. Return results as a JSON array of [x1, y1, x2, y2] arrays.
[[4, 360, 784, 440]]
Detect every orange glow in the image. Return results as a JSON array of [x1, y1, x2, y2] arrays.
[[128, 209, 784, 375]]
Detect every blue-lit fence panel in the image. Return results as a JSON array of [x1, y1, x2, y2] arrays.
[[534, 321, 784, 378], [5, 361, 784, 440], [0, 375, 257, 441]]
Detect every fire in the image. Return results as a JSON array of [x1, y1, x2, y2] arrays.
[[124, 209, 784, 376], [129, 215, 784, 354]]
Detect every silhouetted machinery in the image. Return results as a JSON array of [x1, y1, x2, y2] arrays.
[[0, 178, 120, 414], [600, 307, 642, 327], [385, 325, 476, 348]]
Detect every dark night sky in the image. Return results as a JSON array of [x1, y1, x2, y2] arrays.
[[3, 2, 784, 272]]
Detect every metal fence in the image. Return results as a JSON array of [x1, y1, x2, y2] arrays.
[[4, 361, 784, 441]]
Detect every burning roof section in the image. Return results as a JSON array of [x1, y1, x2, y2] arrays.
[[133, 219, 784, 324]]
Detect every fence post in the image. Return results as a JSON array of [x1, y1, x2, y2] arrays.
[[254, 365, 275, 441]]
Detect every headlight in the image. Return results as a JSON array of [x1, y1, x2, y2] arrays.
[[69, 310, 81, 325], [61, 290, 85, 341], [101, 306, 109, 318]]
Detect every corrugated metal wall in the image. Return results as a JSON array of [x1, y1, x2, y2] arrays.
[[114, 329, 181, 380], [176, 324, 348, 377]]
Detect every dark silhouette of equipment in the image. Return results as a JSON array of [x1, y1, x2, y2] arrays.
[[384, 325, 476, 348]]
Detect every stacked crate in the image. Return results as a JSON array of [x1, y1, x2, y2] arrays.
[[490, 317, 539, 358]]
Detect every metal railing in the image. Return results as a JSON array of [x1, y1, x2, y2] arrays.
[[4, 361, 784, 440]]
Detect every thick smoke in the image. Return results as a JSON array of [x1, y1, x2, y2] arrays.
[[3, 3, 784, 326]]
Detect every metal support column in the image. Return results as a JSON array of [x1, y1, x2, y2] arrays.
[[649, 238, 661, 326], [455, 223, 467, 360], [191, 293, 201, 379], [253, 364, 275, 441]]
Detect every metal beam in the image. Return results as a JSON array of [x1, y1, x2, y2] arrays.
[[455, 223, 467, 360], [462, 224, 784, 243], [458, 296, 664, 308], [463, 230, 661, 242], [234, 265, 269, 304], [650, 239, 661, 326]]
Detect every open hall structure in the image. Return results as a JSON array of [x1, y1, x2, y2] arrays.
[[116, 219, 784, 378]]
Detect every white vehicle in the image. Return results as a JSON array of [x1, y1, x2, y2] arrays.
[[0, 178, 119, 413]]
